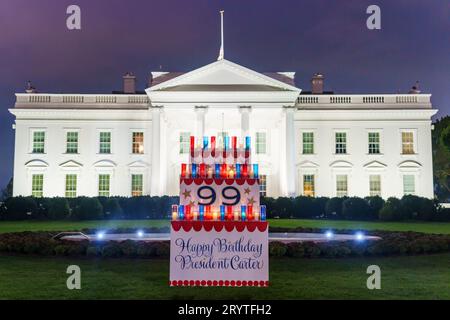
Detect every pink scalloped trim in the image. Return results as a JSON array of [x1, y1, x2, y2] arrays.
[[169, 280, 269, 287], [171, 221, 268, 232]]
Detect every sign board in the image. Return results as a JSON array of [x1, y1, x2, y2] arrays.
[[169, 221, 269, 287]]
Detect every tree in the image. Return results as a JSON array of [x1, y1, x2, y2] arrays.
[[0, 178, 13, 201], [433, 117, 450, 201]]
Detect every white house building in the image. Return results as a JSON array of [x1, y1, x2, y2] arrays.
[[9, 57, 437, 200]]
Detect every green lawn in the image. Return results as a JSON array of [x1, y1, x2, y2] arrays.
[[0, 254, 449, 299], [1, 219, 450, 234]]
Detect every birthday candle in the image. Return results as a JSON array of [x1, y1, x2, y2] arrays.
[[248, 205, 253, 221], [232, 136, 237, 150], [220, 205, 225, 221], [178, 205, 185, 220], [241, 205, 247, 221], [185, 205, 191, 220], [200, 163, 206, 178], [245, 136, 251, 150], [192, 164, 198, 178], [253, 164, 259, 179], [226, 206, 233, 221], [254, 208, 260, 221], [242, 164, 248, 178], [212, 210, 218, 221], [224, 136, 230, 150], [172, 205, 178, 221], [221, 164, 227, 178], [211, 136, 216, 151], [203, 136, 208, 149], [234, 210, 240, 221], [199, 205, 205, 221], [181, 163, 187, 178], [206, 205, 211, 220], [236, 164, 241, 178], [215, 164, 220, 178], [190, 136, 195, 151], [260, 205, 267, 221]]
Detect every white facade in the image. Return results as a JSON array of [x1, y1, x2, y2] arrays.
[[9, 59, 437, 199]]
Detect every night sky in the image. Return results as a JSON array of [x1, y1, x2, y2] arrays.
[[0, 0, 449, 189]]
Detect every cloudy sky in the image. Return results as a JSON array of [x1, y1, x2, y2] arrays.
[[0, 0, 449, 189]]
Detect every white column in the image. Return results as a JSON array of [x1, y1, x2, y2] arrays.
[[285, 107, 297, 197], [239, 106, 251, 137], [150, 106, 162, 196], [195, 106, 207, 138]]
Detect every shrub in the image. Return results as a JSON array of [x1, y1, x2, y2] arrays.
[[379, 197, 403, 221], [325, 197, 345, 219], [71, 197, 103, 220], [269, 242, 287, 256], [342, 197, 370, 220], [3, 197, 38, 220], [274, 197, 294, 219], [365, 196, 385, 220], [261, 197, 276, 218], [102, 198, 124, 219], [286, 243, 305, 257], [48, 198, 70, 220]]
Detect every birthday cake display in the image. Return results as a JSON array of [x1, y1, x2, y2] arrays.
[[169, 136, 269, 287]]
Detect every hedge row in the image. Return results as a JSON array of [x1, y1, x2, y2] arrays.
[[0, 195, 449, 221], [0, 196, 178, 221], [261, 195, 450, 221], [1, 229, 449, 258]]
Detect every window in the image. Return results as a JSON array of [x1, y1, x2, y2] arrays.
[[259, 175, 267, 197], [98, 174, 110, 197], [131, 174, 143, 196], [369, 175, 381, 197], [132, 132, 144, 154], [31, 174, 43, 197], [65, 174, 77, 198], [99, 132, 111, 154], [402, 132, 415, 154], [335, 132, 347, 154], [302, 132, 314, 154], [303, 174, 315, 197], [66, 132, 79, 154], [256, 132, 267, 154], [179, 132, 191, 154], [368, 132, 380, 154], [336, 175, 348, 197], [32, 131, 45, 153], [403, 175, 415, 195]]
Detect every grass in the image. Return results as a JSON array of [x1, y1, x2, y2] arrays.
[[1, 219, 450, 234], [0, 254, 449, 299]]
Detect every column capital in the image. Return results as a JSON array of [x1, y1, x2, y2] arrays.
[[238, 106, 252, 113], [195, 106, 208, 112], [283, 106, 296, 113]]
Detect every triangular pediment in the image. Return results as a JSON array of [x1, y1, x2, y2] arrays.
[[59, 160, 83, 168], [363, 160, 387, 169], [147, 59, 300, 93]]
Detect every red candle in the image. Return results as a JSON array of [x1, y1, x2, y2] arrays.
[[232, 136, 237, 150], [190, 136, 195, 151], [185, 205, 191, 221], [248, 205, 253, 221], [221, 164, 227, 178], [227, 206, 233, 221], [242, 164, 248, 178], [211, 136, 216, 151], [206, 205, 211, 220], [200, 163, 206, 178], [181, 163, 187, 178]]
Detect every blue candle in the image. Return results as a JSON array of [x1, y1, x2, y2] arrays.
[[220, 205, 225, 221], [215, 164, 220, 178], [203, 136, 208, 149], [199, 205, 204, 221], [241, 205, 247, 221], [192, 164, 197, 178], [236, 164, 241, 178], [253, 164, 259, 178], [245, 136, 251, 150], [224, 136, 229, 150], [178, 205, 185, 220], [260, 205, 266, 221]]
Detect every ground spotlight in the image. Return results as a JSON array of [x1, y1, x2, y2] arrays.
[[137, 230, 144, 238], [325, 231, 333, 239], [355, 232, 364, 241], [96, 231, 105, 240]]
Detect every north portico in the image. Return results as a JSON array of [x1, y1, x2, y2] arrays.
[[146, 58, 301, 197]]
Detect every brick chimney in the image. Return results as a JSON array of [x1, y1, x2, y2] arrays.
[[123, 72, 136, 94], [311, 73, 324, 94]]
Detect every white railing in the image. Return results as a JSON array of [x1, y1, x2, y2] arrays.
[[297, 94, 430, 106], [16, 94, 150, 105]]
